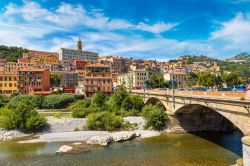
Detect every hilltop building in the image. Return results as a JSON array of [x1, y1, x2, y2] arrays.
[[59, 38, 98, 61]]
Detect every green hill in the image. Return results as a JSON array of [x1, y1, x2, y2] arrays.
[[0, 45, 28, 62]]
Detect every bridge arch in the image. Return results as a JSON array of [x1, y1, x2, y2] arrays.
[[144, 97, 168, 111], [174, 104, 244, 134]]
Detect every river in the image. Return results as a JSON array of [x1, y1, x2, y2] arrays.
[[0, 131, 242, 166]]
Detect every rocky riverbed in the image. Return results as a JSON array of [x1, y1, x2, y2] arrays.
[[0, 129, 29, 141]]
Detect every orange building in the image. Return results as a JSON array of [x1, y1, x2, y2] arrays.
[[23, 50, 59, 65], [84, 64, 113, 98], [17, 68, 50, 94]]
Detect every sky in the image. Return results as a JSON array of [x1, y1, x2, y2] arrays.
[[0, 0, 250, 60]]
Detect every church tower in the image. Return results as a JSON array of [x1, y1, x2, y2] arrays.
[[77, 37, 83, 51]]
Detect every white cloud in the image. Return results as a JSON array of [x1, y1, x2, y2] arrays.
[[211, 13, 250, 44], [137, 22, 178, 34], [2, 1, 174, 33]]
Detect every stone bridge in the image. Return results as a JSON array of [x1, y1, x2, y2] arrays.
[[131, 89, 250, 165]]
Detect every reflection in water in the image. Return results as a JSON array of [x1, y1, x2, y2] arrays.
[[0, 131, 242, 166]]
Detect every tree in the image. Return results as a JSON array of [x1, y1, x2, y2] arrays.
[[187, 72, 198, 87], [198, 72, 215, 88], [223, 73, 242, 87], [91, 92, 107, 108], [110, 86, 128, 109], [50, 73, 61, 87], [121, 95, 144, 115], [146, 72, 169, 88]]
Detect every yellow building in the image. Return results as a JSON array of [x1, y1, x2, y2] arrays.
[[0, 72, 18, 95], [23, 50, 59, 65], [4, 62, 18, 73]]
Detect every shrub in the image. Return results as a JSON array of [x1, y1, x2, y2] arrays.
[[86, 112, 124, 131], [8, 95, 43, 109], [70, 99, 91, 118], [42, 94, 77, 109], [0, 100, 46, 131], [121, 95, 144, 115], [26, 115, 46, 131], [0, 95, 9, 108], [142, 104, 167, 130]]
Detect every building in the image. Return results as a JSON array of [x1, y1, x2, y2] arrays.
[[0, 72, 18, 95], [0, 59, 6, 72], [75, 70, 85, 94], [59, 38, 98, 61], [128, 69, 149, 89], [18, 68, 50, 94], [23, 50, 59, 65], [60, 71, 78, 87], [84, 64, 113, 97], [117, 73, 130, 88], [74, 60, 89, 70], [4, 62, 18, 73], [164, 72, 188, 88]]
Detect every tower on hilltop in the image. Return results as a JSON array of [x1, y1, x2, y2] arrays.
[[77, 37, 83, 51]]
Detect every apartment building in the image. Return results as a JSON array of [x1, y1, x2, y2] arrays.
[[0, 72, 18, 95], [164, 72, 188, 88], [60, 71, 78, 87], [18, 68, 50, 94], [84, 64, 113, 97], [128, 69, 149, 89]]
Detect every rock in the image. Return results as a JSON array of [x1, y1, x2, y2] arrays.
[[73, 142, 82, 145], [86, 135, 112, 146], [135, 130, 160, 138], [236, 159, 243, 166], [110, 131, 137, 142], [56, 145, 73, 153]]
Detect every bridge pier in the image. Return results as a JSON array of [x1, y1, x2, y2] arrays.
[[242, 136, 250, 165]]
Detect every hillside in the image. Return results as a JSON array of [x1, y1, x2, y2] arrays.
[[0, 45, 28, 62], [227, 52, 250, 62]]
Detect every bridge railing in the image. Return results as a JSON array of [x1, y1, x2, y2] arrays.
[[132, 89, 248, 100]]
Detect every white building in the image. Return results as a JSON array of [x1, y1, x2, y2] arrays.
[[128, 69, 149, 89], [59, 38, 98, 61], [164, 72, 188, 88]]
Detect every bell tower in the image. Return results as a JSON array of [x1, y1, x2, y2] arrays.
[[77, 37, 83, 51]]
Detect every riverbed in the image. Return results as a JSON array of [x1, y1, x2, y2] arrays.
[[0, 131, 242, 166]]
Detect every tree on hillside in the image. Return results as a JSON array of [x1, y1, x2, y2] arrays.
[[187, 72, 199, 87], [222, 73, 242, 87], [145, 72, 169, 88], [50, 73, 61, 87], [198, 72, 215, 88]]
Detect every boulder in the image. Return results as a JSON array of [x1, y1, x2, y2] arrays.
[[86, 135, 112, 146], [56, 145, 73, 153], [110, 131, 137, 142]]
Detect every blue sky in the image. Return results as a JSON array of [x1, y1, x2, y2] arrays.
[[0, 0, 250, 60]]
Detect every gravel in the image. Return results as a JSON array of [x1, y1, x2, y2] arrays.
[[0, 129, 29, 141], [124, 116, 145, 130], [42, 116, 86, 133]]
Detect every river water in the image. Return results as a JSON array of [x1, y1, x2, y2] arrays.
[[0, 131, 242, 166]]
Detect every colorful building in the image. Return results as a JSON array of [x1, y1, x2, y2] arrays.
[[164, 72, 188, 88], [128, 69, 149, 89], [0, 72, 18, 95], [18, 68, 50, 94], [23, 50, 59, 65], [84, 64, 113, 97]]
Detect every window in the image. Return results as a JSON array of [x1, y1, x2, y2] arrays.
[[9, 83, 12, 87]]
